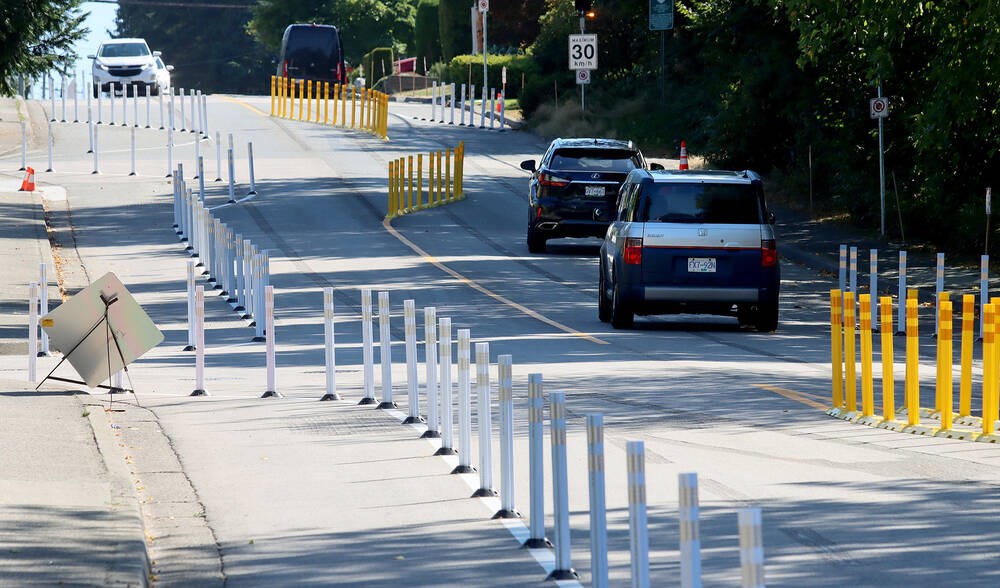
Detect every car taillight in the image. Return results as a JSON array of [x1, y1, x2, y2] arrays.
[[761, 239, 777, 267], [624, 238, 643, 265], [536, 206, 543, 219], [282, 61, 288, 77], [539, 172, 570, 187]]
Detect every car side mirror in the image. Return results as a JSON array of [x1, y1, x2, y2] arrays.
[[649, 162, 664, 171], [520, 160, 536, 172], [166, 65, 174, 71], [87, 54, 96, 60], [153, 50, 162, 57], [768, 211, 776, 225]]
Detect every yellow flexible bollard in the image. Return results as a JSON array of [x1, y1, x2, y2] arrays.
[[831, 289, 844, 409], [880, 296, 895, 421], [367, 90, 374, 131], [446, 149, 452, 202], [387, 160, 395, 218], [428, 151, 437, 205], [331, 84, 339, 125], [905, 297, 920, 426], [456, 141, 465, 197], [351, 86, 357, 128], [940, 300, 954, 431], [323, 82, 330, 124], [416, 153, 423, 209], [935, 292, 950, 413], [960, 294, 974, 416], [341, 84, 348, 127], [288, 78, 295, 119], [983, 304, 996, 436], [844, 292, 857, 412], [436, 151, 443, 206], [860, 294, 874, 416], [282, 77, 289, 117], [314, 81, 321, 122], [277, 76, 283, 117], [407, 155, 414, 210], [307, 80, 313, 121], [270, 76, 276, 115], [298, 80, 305, 121]]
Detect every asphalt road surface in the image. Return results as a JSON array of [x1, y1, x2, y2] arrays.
[[4, 92, 1000, 587]]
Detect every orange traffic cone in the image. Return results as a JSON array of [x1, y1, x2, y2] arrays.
[[496, 92, 502, 113], [678, 141, 689, 171], [19, 167, 35, 192]]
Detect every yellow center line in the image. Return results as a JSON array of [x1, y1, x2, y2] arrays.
[[217, 95, 267, 116], [383, 218, 608, 345], [753, 384, 829, 410]]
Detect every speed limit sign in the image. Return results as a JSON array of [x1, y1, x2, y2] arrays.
[[870, 97, 889, 119], [568, 34, 598, 70]]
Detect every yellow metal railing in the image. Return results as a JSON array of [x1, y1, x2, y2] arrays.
[[385, 142, 465, 220], [269, 75, 389, 140]]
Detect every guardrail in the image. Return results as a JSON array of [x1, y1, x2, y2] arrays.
[[269, 75, 388, 140], [385, 141, 464, 220], [829, 288, 1000, 441]]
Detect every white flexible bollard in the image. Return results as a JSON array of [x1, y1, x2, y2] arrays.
[[226, 228, 237, 302], [421, 307, 440, 436], [468, 84, 476, 127], [473, 341, 497, 497], [201, 92, 209, 137], [547, 391, 578, 580], [738, 507, 765, 588], [628, 441, 650, 588], [172, 169, 181, 231], [897, 250, 907, 335], [489, 87, 496, 130], [49, 76, 56, 120], [935, 252, 945, 334], [402, 300, 422, 423], [499, 89, 506, 131], [449, 83, 456, 124], [436, 317, 458, 454], [145, 84, 151, 128], [870, 249, 879, 331], [981, 254, 990, 339], [97, 86, 103, 124], [28, 282, 38, 383], [87, 117, 94, 155], [252, 254, 266, 341], [429, 81, 437, 121], [261, 285, 281, 398], [359, 288, 377, 404], [166, 127, 174, 178], [109, 82, 116, 125], [240, 240, 252, 318], [247, 141, 257, 196], [227, 146, 236, 203], [377, 291, 396, 409], [848, 245, 858, 296], [91, 121, 100, 174], [72, 73, 79, 122], [193, 124, 201, 177], [120, 86, 127, 127], [168, 86, 175, 131], [494, 354, 519, 518], [179, 87, 186, 131], [189, 89, 197, 133], [215, 131, 223, 181], [523, 373, 550, 547], [452, 329, 475, 473], [679, 472, 702, 588], [20, 120, 27, 170], [231, 232, 243, 307], [320, 287, 341, 401], [838, 244, 847, 294], [197, 155, 206, 201], [132, 84, 139, 128], [38, 263, 50, 356], [190, 285, 207, 395], [129, 125, 136, 176], [158, 89, 164, 130], [184, 260, 196, 351], [195, 90, 203, 134], [479, 85, 487, 128], [45, 119, 53, 172], [85, 75, 92, 125], [60, 75, 67, 121], [459, 83, 467, 126], [588, 414, 609, 588]]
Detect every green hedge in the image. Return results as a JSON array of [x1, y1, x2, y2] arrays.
[[440, 53, 538, 100], [414, 0, 440, 65], [439, 0, 471, 61], [362, 47, 395, 84]]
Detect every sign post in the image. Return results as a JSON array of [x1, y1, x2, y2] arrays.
[[649, 0, 673, 100], [871, 90, 889, 236], [479, 0, 488, 107]]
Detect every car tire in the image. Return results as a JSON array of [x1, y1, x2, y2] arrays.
[[598, 265, 611, 323], [527, 227, 546, 254], [754, 301, 779, 332], [610, 282, 633, 329], [92, 83, 100, 99]]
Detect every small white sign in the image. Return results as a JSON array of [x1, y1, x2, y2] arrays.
[[502, 66, 507, 85], [870, 97, 889, 119], [569, 34, 598, 70], [576, 69, 591, 85], [478, 0, 488, 12]]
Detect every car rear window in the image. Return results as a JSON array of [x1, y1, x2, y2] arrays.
[[638, 182, 763, 224], [99, 43, 150, 58], [550, 149, 640, 172], [286, 27, 340, 61]]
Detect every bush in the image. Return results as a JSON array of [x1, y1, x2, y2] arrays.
[[439, 0, 471, 61], [413, 0, 440, 65], [362, 47, 395, 84], [439, 53, 539, 100]]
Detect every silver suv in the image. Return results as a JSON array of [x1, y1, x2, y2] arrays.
[[89, 38, 162, 97], [599, 169, 780, 330]]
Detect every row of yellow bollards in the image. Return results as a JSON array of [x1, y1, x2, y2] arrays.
[[269, 76, 388, 140], [829, 289, 999, 440], [385, 143, 465, 220]]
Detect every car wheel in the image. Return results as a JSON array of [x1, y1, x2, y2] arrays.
[[598, 264, 611, 323], [610, 282, 633, 329], [92, 83, 100, 99], [527, 227, 546, 253], [754, 300, 779, 332]]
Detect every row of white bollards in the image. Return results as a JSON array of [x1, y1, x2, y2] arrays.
[[423, 81, 506, 131]]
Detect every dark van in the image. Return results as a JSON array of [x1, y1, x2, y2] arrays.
[[277, 24, 346, 84]]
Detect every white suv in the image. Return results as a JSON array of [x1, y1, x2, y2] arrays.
[[89, 38, 163, 97]]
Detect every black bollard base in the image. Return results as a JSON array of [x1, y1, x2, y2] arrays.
[[261, 390, 283, 399], [521, 537, 553, 549], [251, 336, 266, 343], [320, 393, 342, 401], [492, 508, 522, 520], [190, 389, 208, 397], [471, 487, 499, 498], [108, 387, 127, 395], [420, 429, 441, 439], [544, 568, 579, 581], [377, 401, 398, 410], [434, 446, 458, 456], [233, 305, 245, 313], [182, 345, 196, 352], [401, 415, 425, 425], [357, 397, 377, 406], [451, 464, 476, 474], [36, 351, 50, 357]]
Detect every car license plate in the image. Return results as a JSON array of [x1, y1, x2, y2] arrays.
[[688, 257, 716, 272], [584, 186, 605, 197]]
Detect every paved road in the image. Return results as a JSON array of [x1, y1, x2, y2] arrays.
[[3, 92, 1000, 586]]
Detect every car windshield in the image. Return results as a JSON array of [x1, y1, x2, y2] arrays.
[[155, 57, 165, 69], [550, 149, 640, 172], [99, 43, 150, 58], [638, 182, 763, 224]]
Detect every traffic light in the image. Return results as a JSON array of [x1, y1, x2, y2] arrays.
[[575, 0, 596, 18]]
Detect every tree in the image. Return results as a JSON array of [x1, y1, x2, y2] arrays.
[[0, 0, 87, 95]]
